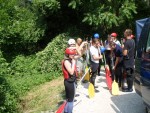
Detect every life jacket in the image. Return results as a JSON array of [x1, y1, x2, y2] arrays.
[[62, 59, 78, 80]]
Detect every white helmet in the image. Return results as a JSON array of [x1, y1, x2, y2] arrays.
[[68, 39, 76, 45]]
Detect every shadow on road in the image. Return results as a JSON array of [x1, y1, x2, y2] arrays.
[[111, 93, 145, 113]]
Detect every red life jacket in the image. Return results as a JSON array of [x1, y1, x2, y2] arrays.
[[62, 59, 78, 79]]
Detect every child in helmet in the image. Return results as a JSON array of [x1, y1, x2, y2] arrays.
[[62, 48, 78, 113]]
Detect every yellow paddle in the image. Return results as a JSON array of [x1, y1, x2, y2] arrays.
[[88, 82, 95, 98], [84, 66, 90, 81], [111, 58, 119, 95]]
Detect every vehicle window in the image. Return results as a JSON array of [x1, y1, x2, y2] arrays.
[[146, 30, 150, 53]]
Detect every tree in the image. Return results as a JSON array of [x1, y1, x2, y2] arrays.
[[68, 0, 137, 33]]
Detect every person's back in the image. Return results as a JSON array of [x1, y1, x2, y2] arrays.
[[123, 39, 135, 69], [122, 29, 135, 92]]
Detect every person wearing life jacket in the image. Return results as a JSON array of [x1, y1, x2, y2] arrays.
[[62, 48, 78, 113], [110, 32, 121, 46], [68, 38, 88, 80]]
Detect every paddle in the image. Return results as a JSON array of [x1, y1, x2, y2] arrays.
[[56, 101, 67, 113], [88, 82, 95, 98], [111, 57, 119, 95], [103, 52, 112, 90], [84, 41, 91, 82]]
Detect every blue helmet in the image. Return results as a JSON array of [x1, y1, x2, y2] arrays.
[[94, 33, 99, 38]]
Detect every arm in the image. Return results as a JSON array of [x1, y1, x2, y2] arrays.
[[92, 54, 102, 60], [114, 57, 120, 69], [123, 49, 128, 56], [77, 41, 88, 55], [64, 59, 76, 75], [123, 41, 128, 56], [68, 46, 81, 59]]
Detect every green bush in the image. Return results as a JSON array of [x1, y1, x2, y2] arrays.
[[0, 34, 68, 112], [8, 34, 67, 95], [0, 51, 18, 113]]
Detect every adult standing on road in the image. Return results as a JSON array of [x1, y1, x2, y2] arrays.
[[104, 34, 112, 71], [62, 48, 77, 113], [94, 33, 102, 76], [90, 38, 103, 90], [122, 29, 135, 92], [109, 42, 123, 88]]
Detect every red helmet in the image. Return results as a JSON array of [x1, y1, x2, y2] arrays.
[[65, 48, 76, 55], [111, 33, 117, 37], [131, 34, 134, 38]]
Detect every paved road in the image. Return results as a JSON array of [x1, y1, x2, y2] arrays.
[[73, 69, 145, 113]]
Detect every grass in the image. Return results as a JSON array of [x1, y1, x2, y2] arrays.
[[20, 76, 65, 113]]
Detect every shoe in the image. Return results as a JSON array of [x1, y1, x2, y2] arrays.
[[122, 88, 133, 92], [98, 73, 100, 76], [122, 88, 128, 92], [95, 89, 100, 93], [74, 99, 77, 102], [128, 88, 133, 92], [94, 86, 98, 89], [75, 94, 80, 97]]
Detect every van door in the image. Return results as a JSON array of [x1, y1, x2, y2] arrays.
[[140, 27, 150, 108], [135, 18, 150, 96]]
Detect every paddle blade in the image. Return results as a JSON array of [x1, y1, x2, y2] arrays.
[[84, 67, 90, 81], [88, 83, 95, 98], [112, 80, 119, 95], [105, 67, 112, 90], [56, 101, 67, 113]]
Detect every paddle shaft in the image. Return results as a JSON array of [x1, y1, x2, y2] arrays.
[[78, 67, 91, 84]]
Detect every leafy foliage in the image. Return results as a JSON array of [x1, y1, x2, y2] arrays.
[[81, 0, 137, 31], [0, 51, 18, 113], [0, 0, 45, 45], [0, 34, 67, 112], [9, 34, 67, 96]]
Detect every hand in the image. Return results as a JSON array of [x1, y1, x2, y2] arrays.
[[83, 41, 88, 45], [112, 66, 116, 70], [69, 46, 76, 50], [99, 55, 103, 59], [72, 59, 76, 64]]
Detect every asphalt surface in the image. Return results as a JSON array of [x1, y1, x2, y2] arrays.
[[73, 68, 145, 113]]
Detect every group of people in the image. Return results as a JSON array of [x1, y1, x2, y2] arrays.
[[61, 29, 135, 113]]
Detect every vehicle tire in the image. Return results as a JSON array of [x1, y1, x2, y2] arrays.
[[146, 107, 150, 113]]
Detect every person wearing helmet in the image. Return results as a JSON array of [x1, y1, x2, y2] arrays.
[[62, 48, 77, 113], [110, 32, 121, 46], [68, 38, 87, 59], [90, 38, 103, 91], [93, 33, 104, 76], [109, 42, 123, 88]]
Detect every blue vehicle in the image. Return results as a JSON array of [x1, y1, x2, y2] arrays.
[[134, 17, 150, 113]]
